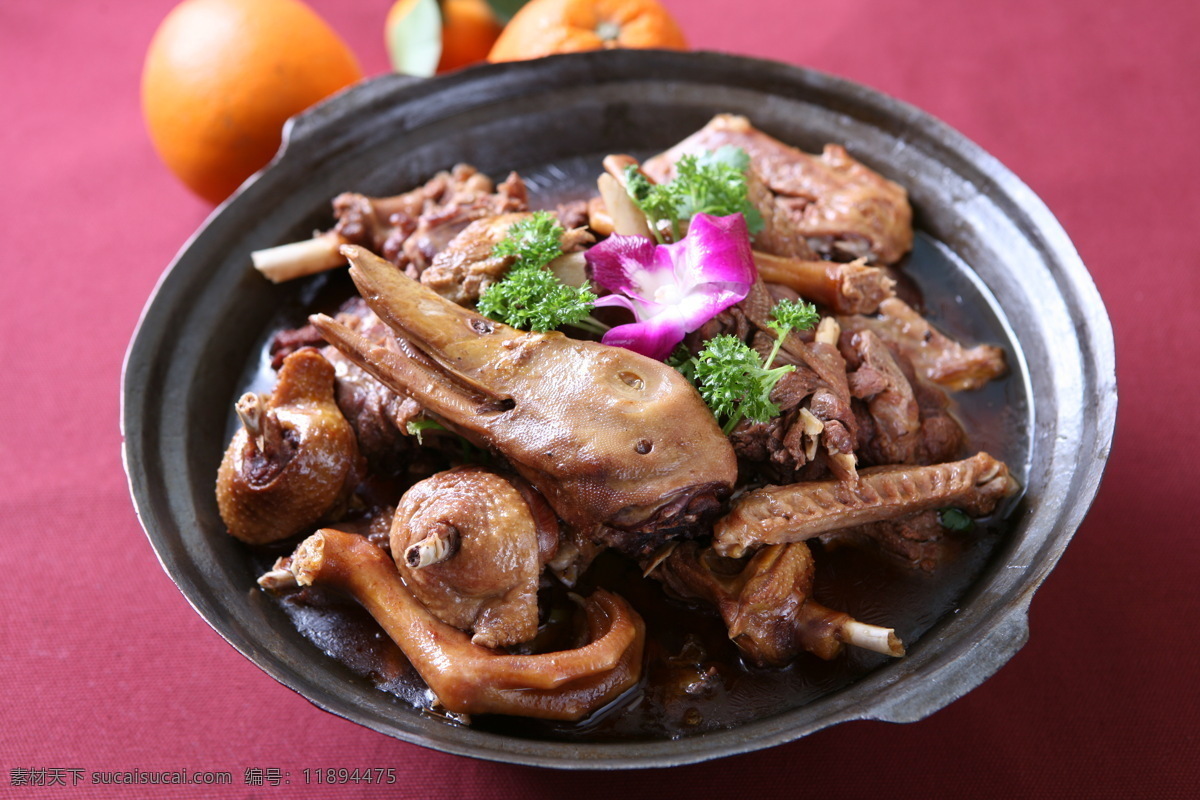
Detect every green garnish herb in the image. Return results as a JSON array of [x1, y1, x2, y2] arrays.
[[477, 265, 601, 333], [676, 298, 820, 434], [476, 211, 606, 334], [666, 344, 698, 382], [491, 210, 565, 270], [938, 508, 975, 532], [691, 335, 794, 434], [763, 297, 821, 367], [405, 418, 445, 445], [625, 146, 765, 243]]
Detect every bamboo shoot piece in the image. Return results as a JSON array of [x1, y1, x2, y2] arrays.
[[548, 251, 588, 288], [587, 196, 615, 237], [597, 173, 654, 239], [252, 231, 346, 283]]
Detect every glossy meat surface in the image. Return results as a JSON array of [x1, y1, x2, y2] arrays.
[[644, 114, 913, 265], [287, 530, 644, 720], [418, 212, 528, 306], [844, 329, 921, 465], [714, 451, 1018, 557], [839, 298, 1007, 392], [216, 349, 362, 544], [317, 300, 425, 469], [659, 542, 850, 664], [752, 251, 896, 315], [390, 467, 551, 649], [419, 213, 594, 306], [333, 165, 528, 277]]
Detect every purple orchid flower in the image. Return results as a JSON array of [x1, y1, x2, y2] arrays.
[[584, 213, 757, 361]]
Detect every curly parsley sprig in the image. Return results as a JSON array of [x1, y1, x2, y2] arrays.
[[490, 210, 564, 268], [763, 298, 821, 367], [692, 335, 794, 434], [676, 297, 821, 433], [625, 146, 765, 243], [476, 212, 607, 334]]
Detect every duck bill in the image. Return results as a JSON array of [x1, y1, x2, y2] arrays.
[[309, 312, 492, 429], [341, 245, 523, 384]]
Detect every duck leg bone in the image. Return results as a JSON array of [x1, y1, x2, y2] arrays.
[[655, 541, 904, 665]]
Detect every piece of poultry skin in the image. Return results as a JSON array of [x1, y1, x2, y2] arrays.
[[216, 348, 363, 544], [713, 451, 1018, 557], [283, 529, 644, 721], [391, 466, 558, 649], [311, 245, 738, 556]]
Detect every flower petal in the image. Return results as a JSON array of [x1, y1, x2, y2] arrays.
[[586, 213, 757, 360], [675, 213, 757, 290], [585, 235, 661, 298], [675, 283, 741, 330], [592, 293, 639, 314], [601, 310, 690, 361]]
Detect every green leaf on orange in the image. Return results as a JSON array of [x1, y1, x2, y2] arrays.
[[484, 0, 531, 23], [386, 0, 443, 77]]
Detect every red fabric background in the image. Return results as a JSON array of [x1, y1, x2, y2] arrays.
[[3, 0, 1196, 796]]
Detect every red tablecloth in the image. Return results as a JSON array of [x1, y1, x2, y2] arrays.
[[4, 0, 1195, 796]]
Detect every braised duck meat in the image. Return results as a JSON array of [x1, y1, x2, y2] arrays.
[[839, 297, 1007, 392], [266, 298, 467, 477], [310, 245, 738, 557], [843, 329, 922, 465], [226, 117, 1024, 731], [643, 114, 913, 265], [334, 165, 529, 278], [713, 451, 1018, 558], [655, 541, 904, 665], [417, 212, 530, 306], [728, 366, 829, 484], [390, 466, 559, 649], [689, 279, 859, 484], [314, 299, 425, 468], [216, 349, 364, 544], [909, 368, 968, 464], [251, 165, 530, 283], [275, 529, 644, 720], [743, 285, 860, 481], [842, 327, 969, 467], [819, 509, 962, 572]]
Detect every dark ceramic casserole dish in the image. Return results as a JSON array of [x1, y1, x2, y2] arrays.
[[122, 50, 1115, 768]]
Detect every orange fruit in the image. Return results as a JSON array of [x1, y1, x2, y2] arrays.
[[488, 0, 687, 63], [439, 0, 504, 72], [142, 0, 363, 204]]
